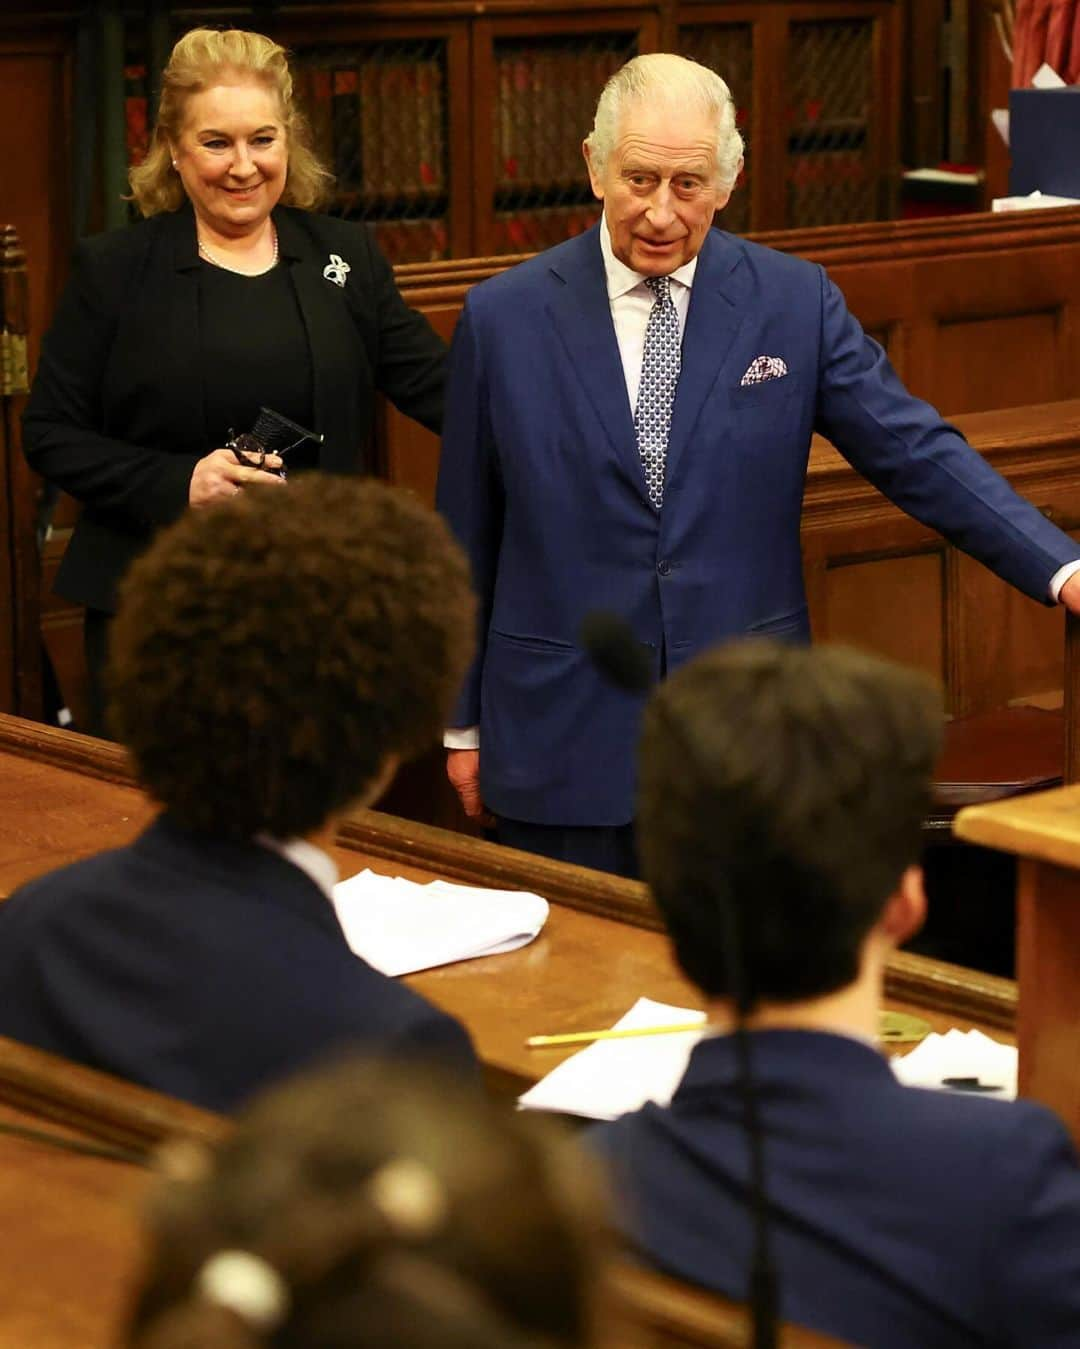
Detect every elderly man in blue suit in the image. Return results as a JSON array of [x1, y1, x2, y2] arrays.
[[436, 52, 1080, 875]]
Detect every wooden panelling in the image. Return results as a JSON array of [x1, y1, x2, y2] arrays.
[[0, 25, 72, 379], [821, 551, 945, 681], [0, 19, 74, 723], [933, 309, 1062, 416], [956, 783, 1080, 1142], [803, 400, 1080, 715]]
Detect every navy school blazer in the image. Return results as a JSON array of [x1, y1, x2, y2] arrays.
[[23, 203, 446, 613], [592, 1029, 1080, 1348], [0, 816, 477, 1112]]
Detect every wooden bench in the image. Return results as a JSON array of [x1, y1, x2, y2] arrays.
[[0, 1035, 850, 1349]]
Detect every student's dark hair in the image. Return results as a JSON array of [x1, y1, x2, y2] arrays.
[[125, 1059, 603, 1349], [108, 476, 475, 840], [637, 640, 943, 1003]]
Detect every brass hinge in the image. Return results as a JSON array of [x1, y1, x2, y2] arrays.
[[0, 330, 28, 396]]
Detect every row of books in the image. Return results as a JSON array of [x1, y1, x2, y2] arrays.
[[299, 59, 446, 201], [124, 64, 149, 167], [492, 204, 600, 255], [370, 217, 449, 266], [786, 182, 877, 228], [495, 45, 628, 192], [786, 150, 870, 188]]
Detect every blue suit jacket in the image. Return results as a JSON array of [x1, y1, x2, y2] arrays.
[[437, 226, 1080, 826], [592, 1030, 1080, 1348], [0, 816, 476, 1112]]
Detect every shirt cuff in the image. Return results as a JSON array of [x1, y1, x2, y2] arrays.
[[444, 727, 480, 750], [1049, 559, 1080, 602]]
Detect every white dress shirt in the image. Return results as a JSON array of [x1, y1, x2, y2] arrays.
[[256, 833, 339, 900]]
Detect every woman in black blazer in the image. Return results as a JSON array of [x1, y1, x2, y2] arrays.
[[23, 26, 447, 732]]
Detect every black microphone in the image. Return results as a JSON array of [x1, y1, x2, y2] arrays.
[[580, 608, 778, 1349], [578, 610, 652, 694]]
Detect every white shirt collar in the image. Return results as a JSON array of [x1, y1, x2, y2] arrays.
[[599, 213, 699, 300], [256, 834, 339, 900]]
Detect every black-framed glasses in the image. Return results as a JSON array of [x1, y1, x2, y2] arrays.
[[227, 406, 323, 480]]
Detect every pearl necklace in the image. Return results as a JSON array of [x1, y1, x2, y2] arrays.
[[197, 224, 279, 276]]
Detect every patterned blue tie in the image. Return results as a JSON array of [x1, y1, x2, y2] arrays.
[[634, 275, 681, 510]]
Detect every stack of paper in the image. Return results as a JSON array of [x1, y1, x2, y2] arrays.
[[518, 997, 706, 1120], [332, 870, 549, 977], [891, 1028, 1017, 1099]]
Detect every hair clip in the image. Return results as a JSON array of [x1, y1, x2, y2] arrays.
[[196, 1249, 290, 1331], [152, 1137, 212, 1184], [368, 1158, 448, 1239]]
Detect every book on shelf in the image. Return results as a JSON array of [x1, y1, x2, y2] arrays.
[[304, 68, 333, 168], [495, 43, 626, 194], [298, 52, 446, 205], [332, 68, 360, 189], [494, 203, 600, 254], [373, 217, 448, 265], [124, 63, 149, 168]]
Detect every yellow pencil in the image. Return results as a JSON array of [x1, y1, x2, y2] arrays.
[[526, 1022, 705, 1048]]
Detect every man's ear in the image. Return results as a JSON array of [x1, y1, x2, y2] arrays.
[[583, 140, 605, 201], [714, 160, 740, 213], [879, 866, 927, 947]]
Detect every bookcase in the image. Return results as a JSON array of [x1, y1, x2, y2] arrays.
[[19, 2, 904, 262], [146, 0, 901, 261], [677, 2, 899, 232]]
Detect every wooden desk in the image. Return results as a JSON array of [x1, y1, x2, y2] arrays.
[[0, 713, 1014, 1089], [955, 784, 1080, 1142], [0, 710, 975, 1349]]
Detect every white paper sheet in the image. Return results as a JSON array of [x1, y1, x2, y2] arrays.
[[891, 1028, 1017, 1099], [992, 189, 1080, 211], [517, 996, 706, 1120], [332, 870, 548, 976], [1032, 62, 1067, 89]]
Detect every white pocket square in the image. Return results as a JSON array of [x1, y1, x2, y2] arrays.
[[740, 356, 789, 386]]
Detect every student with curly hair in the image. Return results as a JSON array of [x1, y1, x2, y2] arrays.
[[0, 477, 478, 1110], [125, 1059, 604, 1349]]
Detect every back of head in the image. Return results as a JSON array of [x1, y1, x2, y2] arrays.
[[637, 641, 943, 1004], [130, 26, 331, 215], [125, 1059, 603, 1349], [108, 476, 475, 841], [585, 53, 744, 190]]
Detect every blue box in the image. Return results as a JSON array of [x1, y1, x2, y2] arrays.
[[1009, 86, 1080, 197]]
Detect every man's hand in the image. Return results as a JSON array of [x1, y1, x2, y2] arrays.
[[189, 448, 286, 508], [1061, 571, 1080, 616], [446, 749, 494, 826]]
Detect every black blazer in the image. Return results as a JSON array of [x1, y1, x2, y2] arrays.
[[0, 815, 477, 1112], [23, 204, 446, 612]]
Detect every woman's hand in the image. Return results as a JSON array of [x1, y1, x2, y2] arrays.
[[189, 447, 286, 508]]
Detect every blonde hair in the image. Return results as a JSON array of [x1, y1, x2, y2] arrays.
[[585, 53, 744, 191], [129, 27, 333, 217]]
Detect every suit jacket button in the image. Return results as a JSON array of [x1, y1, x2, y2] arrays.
[[657, 559, 671, 576]]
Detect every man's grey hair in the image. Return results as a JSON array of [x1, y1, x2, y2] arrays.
[[585, 53, 744, 191]]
